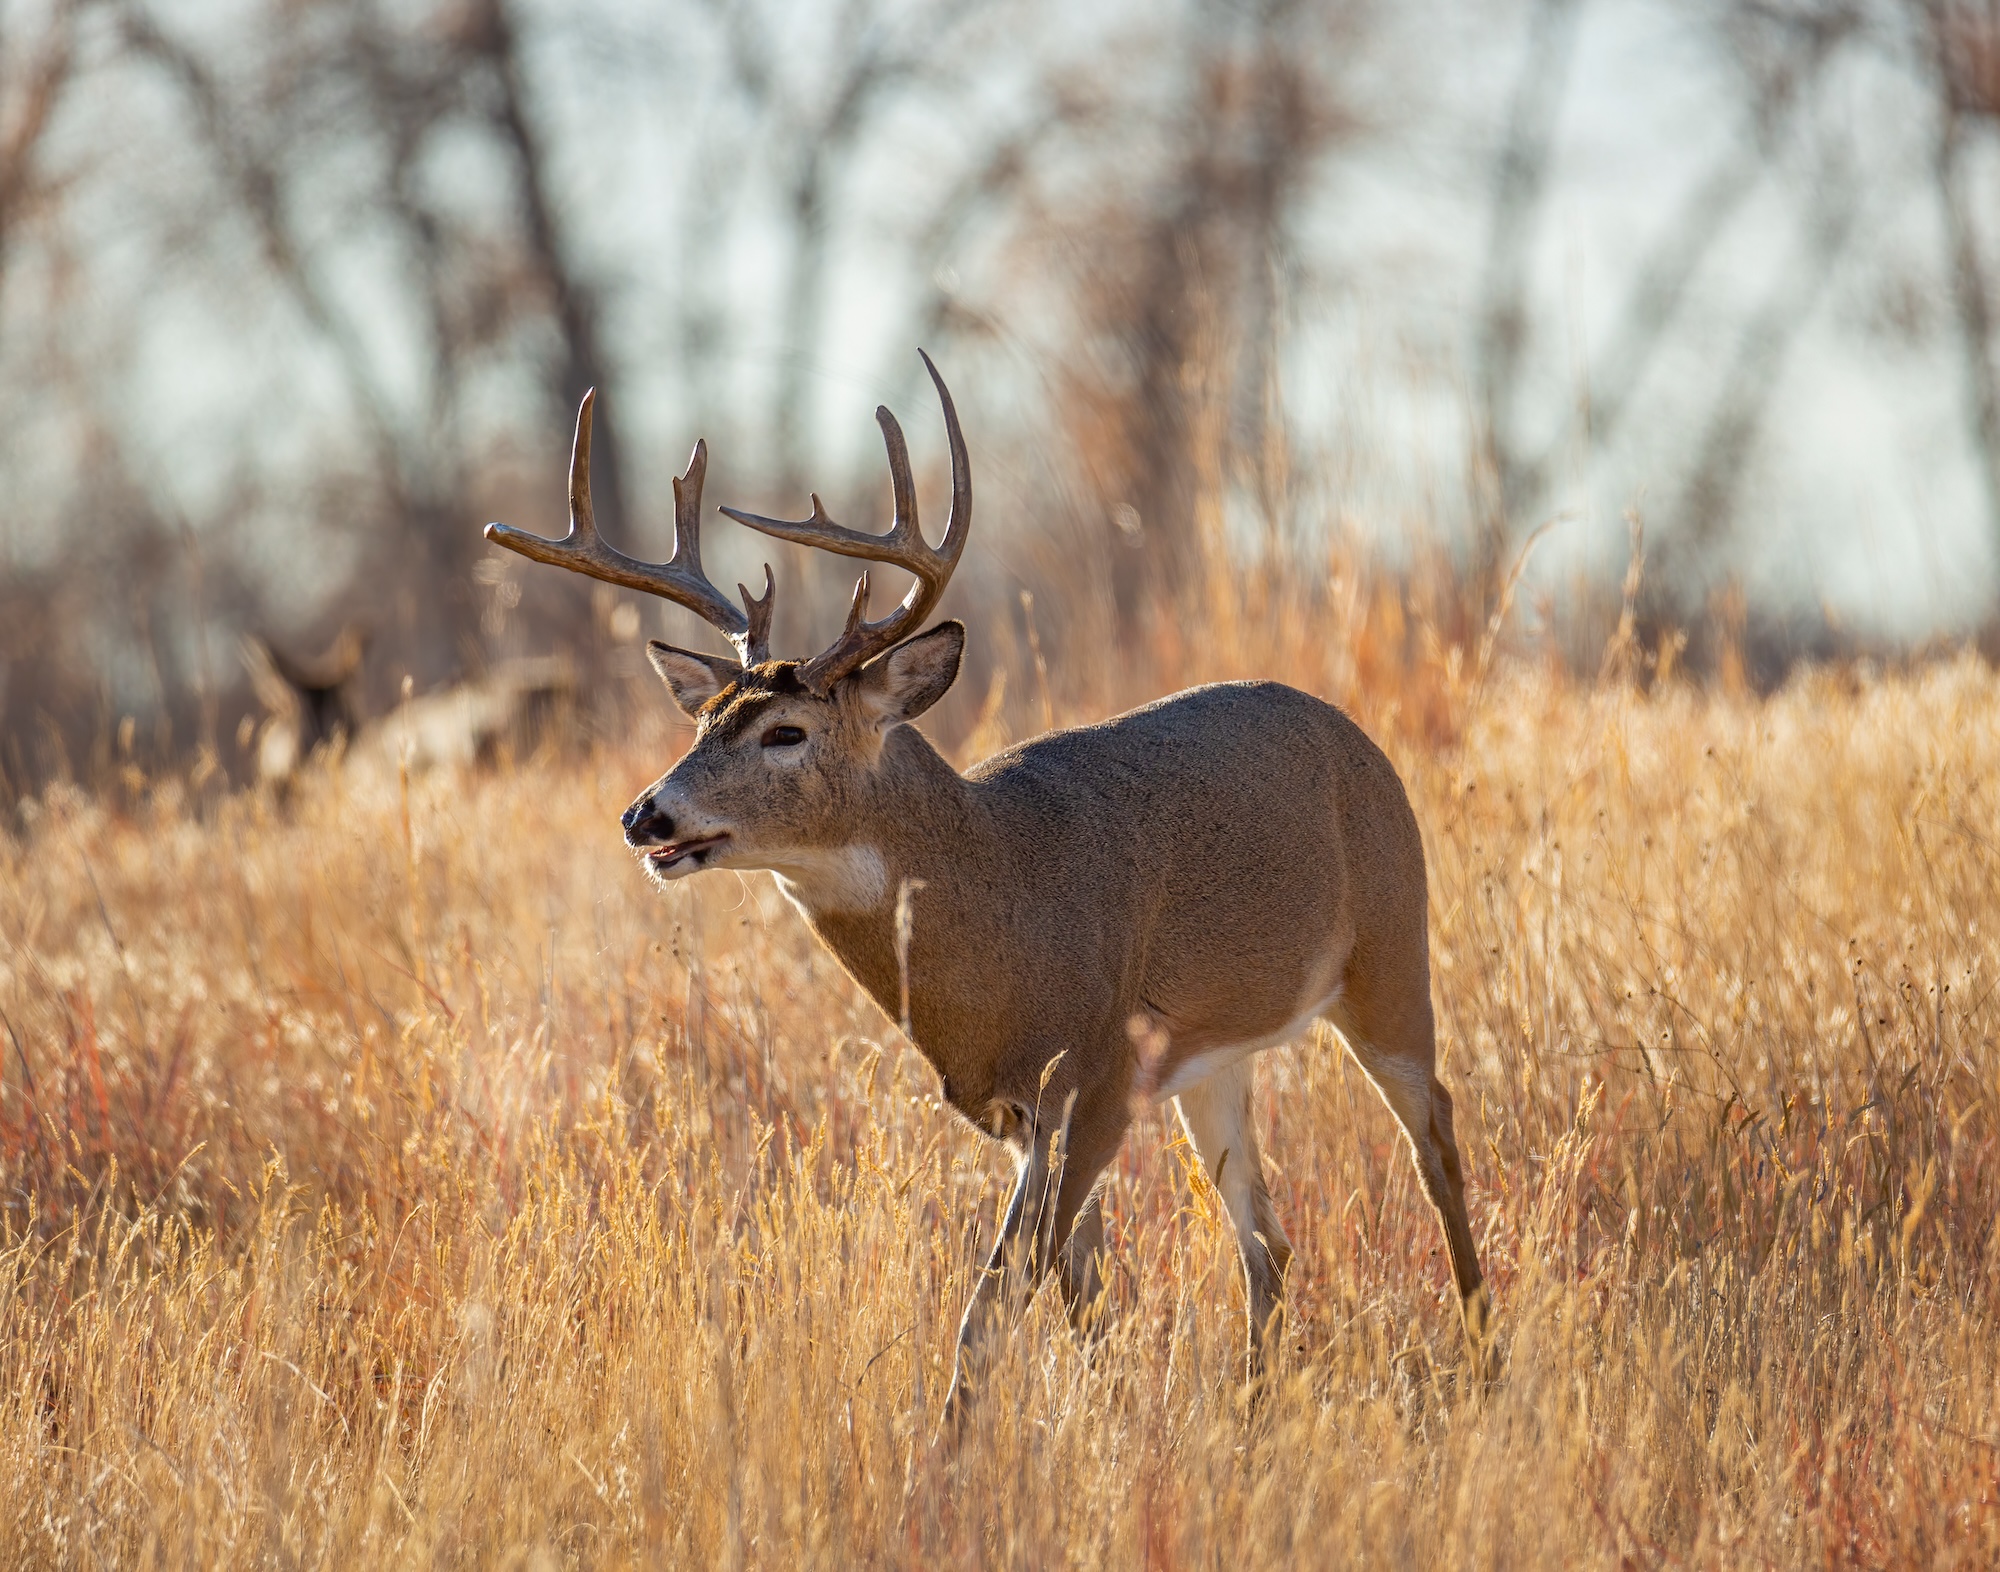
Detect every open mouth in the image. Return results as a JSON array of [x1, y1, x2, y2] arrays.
[[643, 831, 730, 875]]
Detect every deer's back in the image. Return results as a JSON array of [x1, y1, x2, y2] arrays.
[[965, 681, 1426, 1059]]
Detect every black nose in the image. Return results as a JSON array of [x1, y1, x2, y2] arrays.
[[622, 798, 673, 847]]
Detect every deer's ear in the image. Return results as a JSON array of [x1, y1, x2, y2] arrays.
[[647, 641, 739, 716], [856, 621, 964, 725]]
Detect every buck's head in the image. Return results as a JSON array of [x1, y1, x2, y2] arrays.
[[621, 623, 963, 884], [484, 350, 971, 894]]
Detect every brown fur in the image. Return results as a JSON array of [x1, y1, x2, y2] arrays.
[[626, 647, 1486, 1415]]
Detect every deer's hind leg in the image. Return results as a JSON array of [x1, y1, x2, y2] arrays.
[[1327, 990, 1488, 1348], [1174, 1058, 1294, 1378]]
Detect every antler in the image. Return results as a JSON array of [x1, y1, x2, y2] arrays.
[[721, 350, 971, 693], [484, 391, 774, 666]]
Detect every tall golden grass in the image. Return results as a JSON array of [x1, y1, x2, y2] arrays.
[[3, 549, 1998, 1566]]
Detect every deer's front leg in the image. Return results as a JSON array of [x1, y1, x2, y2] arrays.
[[1059, 1191, 1106, 1332], [943, 1125, 1052, 1424], [942, 1086, 1124, 1426]]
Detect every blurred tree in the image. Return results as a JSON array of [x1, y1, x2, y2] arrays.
[[1475, 0, 1865, 611], [1917, 0, 2000, 570], [0, 0, 80, 296], [117, 0, 624, 673], [704, 0, 1004, 499], [1474, 0, 1585, 589], [1020, 0, 1367, 627]]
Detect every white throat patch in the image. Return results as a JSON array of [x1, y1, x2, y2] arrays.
[[769, 845, 889, 916]]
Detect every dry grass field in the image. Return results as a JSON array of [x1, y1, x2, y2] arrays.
[[3, 562, 1999, 1567]]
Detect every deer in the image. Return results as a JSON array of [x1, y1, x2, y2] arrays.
[[240, 626, 367, 785], [243, 629, 574, 787], [484, 352, 1487, 1418]]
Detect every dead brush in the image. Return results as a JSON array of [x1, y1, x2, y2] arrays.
[[1, 555, 1998, 1562]]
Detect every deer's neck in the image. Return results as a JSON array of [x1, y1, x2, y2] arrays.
[[774, 727, 990, 1057]]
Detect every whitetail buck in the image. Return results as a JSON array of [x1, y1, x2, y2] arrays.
[[486, 353, 1486, 1415]]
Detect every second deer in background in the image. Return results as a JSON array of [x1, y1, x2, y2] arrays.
[[242, 630, 573, 788]]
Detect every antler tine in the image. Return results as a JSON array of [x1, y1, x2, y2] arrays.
[[719, 350, 973, 692], [922, 348, 973, 572], [568, 388, 600, 538], [667, 434, 707, 575], [876, 403, 920, 547], [485, 395, 752, 652], [737, 564, 776, 666]]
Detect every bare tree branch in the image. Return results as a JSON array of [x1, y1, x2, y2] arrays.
[[1513, 12, 1848, 508], [0, 0, 82, 296], [117, 1, 416, 503], [1473, 0, 1585, 581], [467, 0, 630, 546], [1669, 145, 1858, 579], [1921, 0, 2000, 567], [707, 0, 996, 492]]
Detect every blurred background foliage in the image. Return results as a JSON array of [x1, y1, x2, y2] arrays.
[[4, 0, 2000, 795]]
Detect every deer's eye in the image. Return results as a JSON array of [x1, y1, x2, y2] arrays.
[[761, 724, 807, 749]]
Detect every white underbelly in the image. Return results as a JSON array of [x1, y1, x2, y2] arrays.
[[1150, 980, 1344, 1102]]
